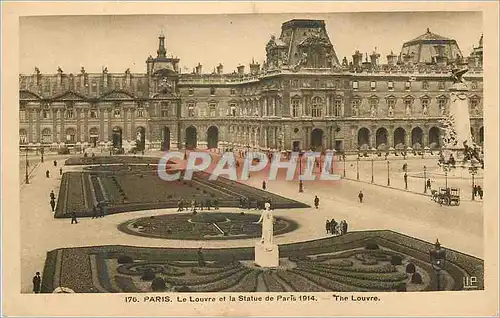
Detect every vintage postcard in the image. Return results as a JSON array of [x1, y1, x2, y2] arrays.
[[2, 1, 499, 317]]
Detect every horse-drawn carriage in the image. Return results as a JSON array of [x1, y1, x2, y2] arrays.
[[431, 187, 460, 206]]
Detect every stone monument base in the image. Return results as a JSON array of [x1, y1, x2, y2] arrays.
[[254, 243, 279, 268]]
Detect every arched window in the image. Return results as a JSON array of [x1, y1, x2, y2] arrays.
[[41, 128, 52, 143], [311, 96, 323, 118]]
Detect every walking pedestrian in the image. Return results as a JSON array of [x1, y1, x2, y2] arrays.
[[262, 181, 266, 190], [45, 170, 50, 178], [32, 272, 41, 294], [314, 195, 320, 209], [478, 186, 483, 199], [404, 172, 408, 189], [326, 219, 331, 234], [50, 198, 56, 212], [426, 179, 432, 190], [49, 190, 55, 201], [53, 160, 57, 167], [177, 200, 183, 212], [59, 167, 63, 176], [70, 211, 78, 224], [213, 199, 219, 210], [92, 205, 98, 219], [342, 220, 348, 235], [330, 219, 338, 235], [358, 190, 364, 203]]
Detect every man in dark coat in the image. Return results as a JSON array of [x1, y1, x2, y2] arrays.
[[358, 190, 364, 203], [262, 181, 266, 190], [45, 170, 50, 178], [49, 190, 55, 201], [50, 198, 56, 212], [53, 160, 57, 167], [404, 172, 408, 189], [59, 167, 63, 176], [325, 220, 331, 234], [342, 220, 348, 234], [314, 195, 320, 209], [33, 272, 41, 293], [70, 212, 78, 224], [330, 219, 338, 235], [426, 179, 432, 190]]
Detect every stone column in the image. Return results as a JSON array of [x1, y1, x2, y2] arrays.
[[405, 126, 412, 147], [123, 109, 128, 141], [130, 107, 136, 140], [60, 109, 65, 143], [326, 95, 331, 116], [35, 109, 41, 142], [99, 109, 105, 141], [76, 109, 81, 142], [272, 97, 276, 116], [370, 126, 376, 149], [264, 127, 268, 149], [27, 110, 33, 143], [422, 125, 428, 146], [387, 127, 394, 148], [51, 110, 57, 142], [107, 109, 112, 141], [83, 109, 89, 142]]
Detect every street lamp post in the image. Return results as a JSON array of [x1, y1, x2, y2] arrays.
[[387, 160, 390, 186], [356, 157, 360, 181], [299, 151, 304, 193], [371, 158, 374, 183], [40, 146, 44, 163], [445, 169, 448, 189], [343, 155, 346, 178], [429, 239, 446, 291], [423, 165, 427, 193], [470, 165, 478, 201], [25, 147, 29, 184]]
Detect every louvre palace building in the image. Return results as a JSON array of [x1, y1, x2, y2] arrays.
[[19, 19, 484, 154]]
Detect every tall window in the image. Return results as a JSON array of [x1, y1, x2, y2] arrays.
[[421, 98, 430, 114], [369, 98, 379, 116], [387, 98, 396, 117], [311, 96, 323, 118], [229, 103, 237, 116], [438, 81, 445, 90], [438, 98, 447, 114], [422, 81, 429, 90], [41, 128, 52, 143], [19, 104, 26, 121], [66, 103, 74, 119], [230, 89, 236, 96], [334, 98, 342, 117], [404, 98, 413, 113], [161, 102, 169, 117], [210, 87, 216, 96], [209, 103, 216, 117], [470, 98, 479, 110], [42, 104, 50, 119], [137, 107, 144, 118], [187, 103, 196, 117], [291, 98, 300, 117], [352, 81, 359, 89], [19, 129, 27, 144], [351, 99, 360, 116], [91, 80, 97, 93], [66, 128, 76, 143], [370, 81, 376, 91]]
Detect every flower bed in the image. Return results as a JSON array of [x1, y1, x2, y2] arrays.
[[307, 264, 408, 282], [292, 269, 367, 292], [224, 270, 259, 292], [190, 264, 241, 275], [275, 270, 328, 292], [261, 271, 286, 292], [163, 267, 246, 286], [189, 269, 252, 292]]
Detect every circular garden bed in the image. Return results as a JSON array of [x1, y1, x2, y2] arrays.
[[117, 212, 299, 240]]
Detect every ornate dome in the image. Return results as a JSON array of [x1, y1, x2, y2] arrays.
[[399, 28, 463, 64]]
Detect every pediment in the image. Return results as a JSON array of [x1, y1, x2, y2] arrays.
[[19, 90, 41, 100], [51, 90, 86, 101], [100, 90, 135, 100]]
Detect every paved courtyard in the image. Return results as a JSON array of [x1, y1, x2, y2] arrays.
[[20, 149, 483, 293]]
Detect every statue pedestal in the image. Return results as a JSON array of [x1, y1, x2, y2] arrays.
[[254, 243, 279, 268]]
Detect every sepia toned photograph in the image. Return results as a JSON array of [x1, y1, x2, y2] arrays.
[[2, 2, 499, 317]]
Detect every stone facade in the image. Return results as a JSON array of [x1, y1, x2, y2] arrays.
[[19, 19, 484, 153]]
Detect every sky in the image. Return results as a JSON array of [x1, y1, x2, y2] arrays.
[[19, 12, 482, 75]]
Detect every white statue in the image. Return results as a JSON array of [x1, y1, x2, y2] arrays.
[[136, 131, 142, 142], [255, 202, 275, 246]]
